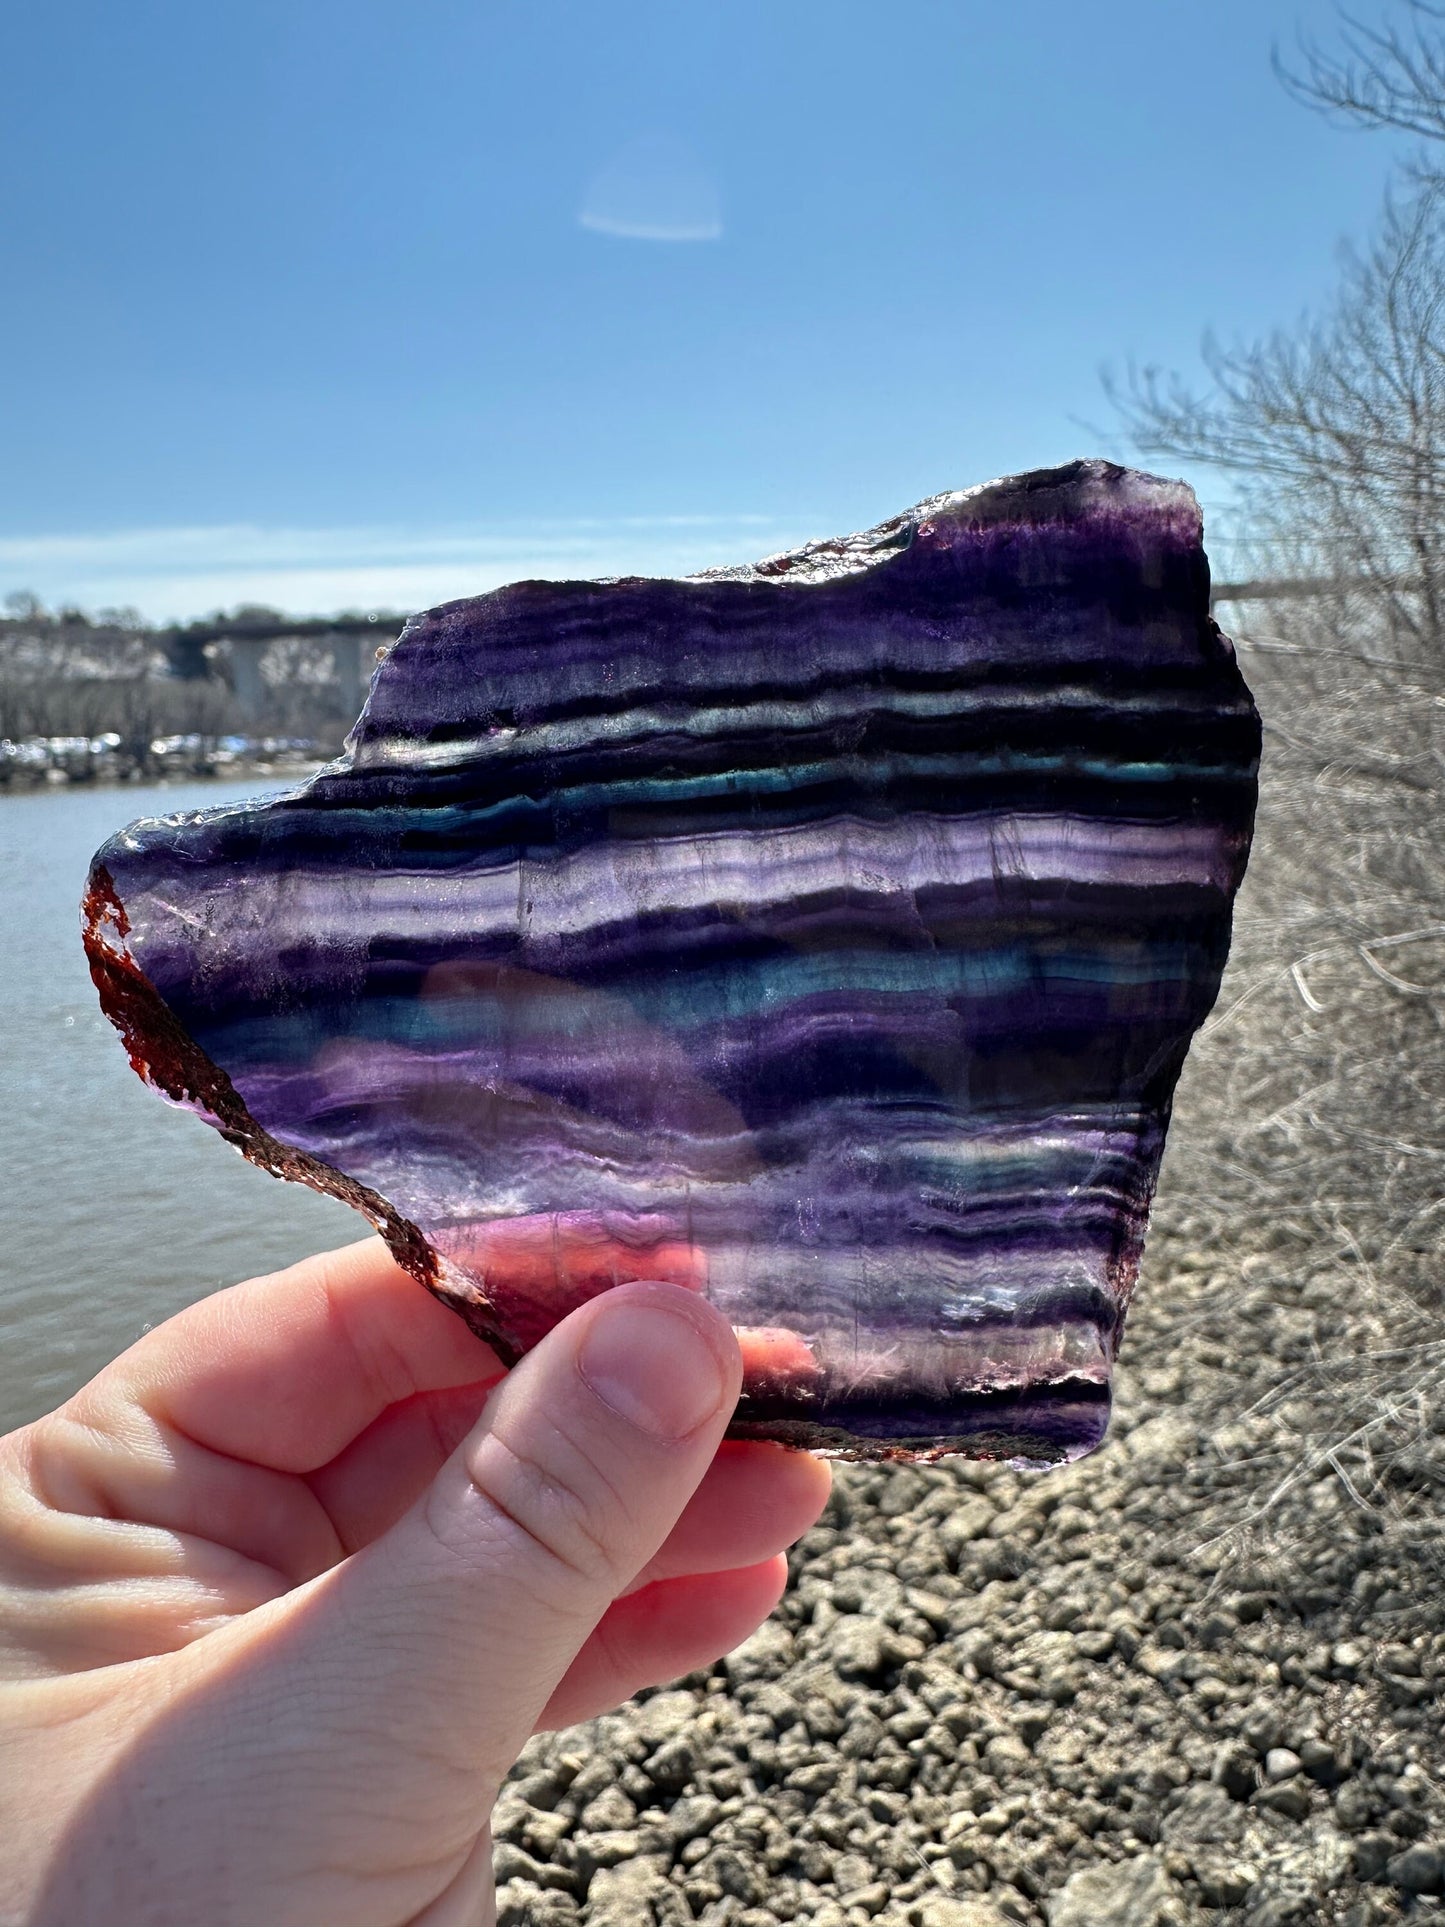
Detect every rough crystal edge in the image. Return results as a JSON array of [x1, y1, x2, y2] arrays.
[[366, 458, 1206, 678], [691, 458, 1200, 591], [82, 865, 443, 1303], [726, 1420, 1076, 1469]]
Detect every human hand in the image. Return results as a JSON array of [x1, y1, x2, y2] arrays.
[[0, 1239, 830, 1926]]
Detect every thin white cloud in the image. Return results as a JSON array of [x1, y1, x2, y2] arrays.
[[579, 132, 722, 242], [0, 514, 803, 623]]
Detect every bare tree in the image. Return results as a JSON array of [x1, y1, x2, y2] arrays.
[[1108, 184, 1445, 670], [1105, 5, 1445, 1583], [1114, 1, 1445, 670]]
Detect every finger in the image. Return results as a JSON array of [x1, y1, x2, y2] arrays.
[[224, 1280, 741, 1854], [538, 1556, 788, 1729], [20, 1396, 344, 1591], [437, 1211, 708, 1353], [636, 1441, 829, 1585], [16, 1241, 501, 1596], [305, 1383, 496, 1552], [75, 1239, 503, 1474], [405, 1831, 494, 1927], [312, 1384, 828, 1570], [0, 1427, 293, 1672], [23, 1232, 824, 1609]]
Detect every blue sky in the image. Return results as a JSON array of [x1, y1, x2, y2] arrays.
[[1, 0, 1412, 619]]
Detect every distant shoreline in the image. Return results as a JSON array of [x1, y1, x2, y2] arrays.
[[0, 739, 331, 793], [0, 754, 330, 797]]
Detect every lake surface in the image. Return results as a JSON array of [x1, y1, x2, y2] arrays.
[[0, 780, 360, 1431]]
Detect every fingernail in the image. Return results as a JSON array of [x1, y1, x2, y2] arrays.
[[579, 1294, 732, 1440]]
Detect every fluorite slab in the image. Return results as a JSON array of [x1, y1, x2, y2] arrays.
[[84, 462, 1259, 1463]]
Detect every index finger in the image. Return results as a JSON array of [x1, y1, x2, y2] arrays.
[[71, 1239, 503, 1473]]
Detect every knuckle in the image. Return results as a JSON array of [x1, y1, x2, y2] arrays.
[[457, 1424, 627, 1594], [323, 1271, 418, 1411], [586, 1601, 647, 1704], [18, 1413, 111, 1519]]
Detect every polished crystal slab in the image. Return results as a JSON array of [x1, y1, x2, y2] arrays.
[[84, 461, 1259, 1462]]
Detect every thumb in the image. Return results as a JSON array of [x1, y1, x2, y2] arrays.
[[274, 1279, 740, 1801]]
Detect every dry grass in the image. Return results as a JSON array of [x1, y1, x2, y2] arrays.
[[1142, 615, 1445, 1605]]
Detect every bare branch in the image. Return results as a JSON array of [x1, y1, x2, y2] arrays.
[[1277, 1, 1445, 151], [1107, 183, 1445, 671]]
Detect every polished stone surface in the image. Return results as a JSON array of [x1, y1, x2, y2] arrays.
[[85, 461, 1260, 1461]]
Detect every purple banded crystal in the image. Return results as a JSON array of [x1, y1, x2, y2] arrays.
[[84, 461, 1259, 1463]]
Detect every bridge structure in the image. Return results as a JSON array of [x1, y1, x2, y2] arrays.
[[1208, 577, 1380, 609], [158, 612, 408, 718]]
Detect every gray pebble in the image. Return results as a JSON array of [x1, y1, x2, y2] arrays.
[[829, 1615, 891, 1680], [1212, 1741, 1259, 1801], [913, 1900, 1013, 1927], [1161, 1782, 1242, 1845], [1386, 1842, 1444, 1894], [1045, 1852, 1176, 1925], [1188, 1853, 1255, 1907]]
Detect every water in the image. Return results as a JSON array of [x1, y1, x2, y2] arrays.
[[0, 780, 359, 1431]]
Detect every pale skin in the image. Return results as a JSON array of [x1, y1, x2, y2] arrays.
[[0, 1240, 831, 1926]]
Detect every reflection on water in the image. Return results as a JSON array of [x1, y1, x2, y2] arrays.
[[0, 780, 360, 1431]]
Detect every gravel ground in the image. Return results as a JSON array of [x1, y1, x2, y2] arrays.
[[489, 1208, 1445, 1927]]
